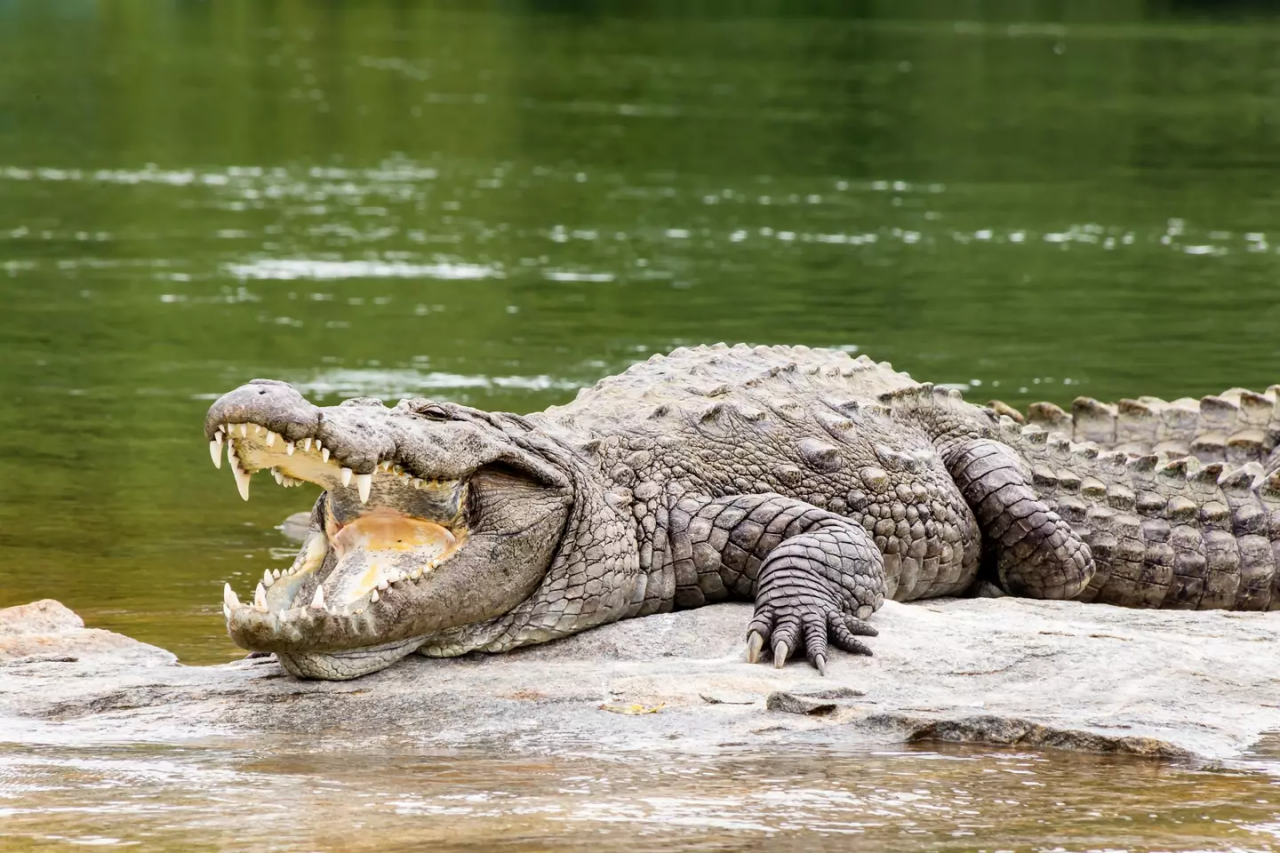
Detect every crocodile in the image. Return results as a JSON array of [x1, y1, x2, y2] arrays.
[[204, 344, 1280, 680]]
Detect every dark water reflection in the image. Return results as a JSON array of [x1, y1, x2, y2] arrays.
[[2, 2, 1280, 848]]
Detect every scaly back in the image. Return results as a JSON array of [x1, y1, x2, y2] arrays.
[[1010, 387, 1280, 473], [543, 343, 921, 433]]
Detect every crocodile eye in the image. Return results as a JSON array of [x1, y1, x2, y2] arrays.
[[413, 402, 452, 420]]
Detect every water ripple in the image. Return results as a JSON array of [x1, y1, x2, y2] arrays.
[[281, 368, 580, 400], [225, 259, 501, 281]]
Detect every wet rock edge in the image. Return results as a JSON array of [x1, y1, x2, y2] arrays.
[[2, 597, 1276, 766]]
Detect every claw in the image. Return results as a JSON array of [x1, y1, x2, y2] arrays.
[[814, 653, 827, 676], [843, 614, 879, 637], [773, 640, 790, 668], [746, 631, 765, 664]]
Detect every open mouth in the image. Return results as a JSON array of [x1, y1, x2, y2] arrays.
[[211, 420, 469, 633]]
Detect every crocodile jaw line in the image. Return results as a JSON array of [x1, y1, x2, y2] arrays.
[[212, 420, 469, 641]]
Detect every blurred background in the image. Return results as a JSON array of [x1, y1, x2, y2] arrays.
[[2, 0, 1279, 662]]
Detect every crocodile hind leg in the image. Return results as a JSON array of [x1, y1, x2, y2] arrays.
[[944, 438, 1095, 599], [665, 494, 884, 674]]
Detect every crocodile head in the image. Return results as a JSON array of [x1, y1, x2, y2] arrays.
[[204, 380, 572, 679]]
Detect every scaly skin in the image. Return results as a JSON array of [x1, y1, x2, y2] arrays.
[[996, 389, 1280, 609], [204, 345, 1280, 680]]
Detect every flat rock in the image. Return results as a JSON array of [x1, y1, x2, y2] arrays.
[[1, 597, 1277, 762], [0, 599, 176, 666], [0, 599, 84, 635]]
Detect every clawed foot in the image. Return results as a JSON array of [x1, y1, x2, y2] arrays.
[[745, 604, 877, 674]]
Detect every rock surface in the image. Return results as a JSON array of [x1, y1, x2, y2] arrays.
[[0, 599, 177, 666], [1, 597, 1277, 762]]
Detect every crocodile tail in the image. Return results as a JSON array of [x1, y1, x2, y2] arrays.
[[999, 386, 1280, 472], [996, 415, 1280, 610]]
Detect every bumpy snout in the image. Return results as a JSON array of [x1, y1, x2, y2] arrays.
[[205, 380, 321, 445]]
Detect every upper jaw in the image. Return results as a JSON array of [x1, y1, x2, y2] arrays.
[[205, 380, 571, 490], [209, 414, 466, 510], [204, 378, 478, 515]]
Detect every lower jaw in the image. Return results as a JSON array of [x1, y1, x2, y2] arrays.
[[274, 635, 428, 680]]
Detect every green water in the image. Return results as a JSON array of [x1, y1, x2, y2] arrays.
[[2, 2, 1280, 849]]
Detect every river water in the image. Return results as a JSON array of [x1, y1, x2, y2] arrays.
[[2, 2, 1279, 849]]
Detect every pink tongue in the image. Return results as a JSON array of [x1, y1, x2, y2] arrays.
[[324, 511, 457, 604]]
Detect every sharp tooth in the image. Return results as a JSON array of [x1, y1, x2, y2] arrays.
[[272, 468, 283, 485], [263, 569, 274, 587], [278, 608, 292, 623], [240, 423, 248, 437], [265, 431, 276, 447], [286, 441, 295, 456], [411, 478, 423, 488], [376, 580, 389, 591], [222, 604, 230, 619], [254, 583, 268, 609], [322, 448, 331, 463], [302, 437, 312, 452], [272, 568, 282, 579], [356, 473, 372, 503], [210, 435, 224, 469], [341, 467, 353, 486], [232, 463, 252, 501], [310, 586, 326, 610], [370, 589, 380, 603], [410, 568, 423, 580], [224, 582, 240, 609]]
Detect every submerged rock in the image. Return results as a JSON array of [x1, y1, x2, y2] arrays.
[[0, 597, 1276, 762]]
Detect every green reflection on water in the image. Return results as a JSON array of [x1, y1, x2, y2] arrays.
[[1, 2, 1279, 666]]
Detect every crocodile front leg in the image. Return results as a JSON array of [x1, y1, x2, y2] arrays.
[[665, 494, 884, 674], [945, 438, 1095, 599]]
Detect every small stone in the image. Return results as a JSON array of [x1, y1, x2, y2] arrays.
[[766, 692, 837, 716]]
